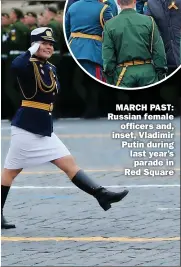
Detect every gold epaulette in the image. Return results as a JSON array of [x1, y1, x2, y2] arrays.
[[168, 1, 178, 9]]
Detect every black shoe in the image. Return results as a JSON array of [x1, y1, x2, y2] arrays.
[[95, 188, 129, 211], [1, 215, 16, 229]]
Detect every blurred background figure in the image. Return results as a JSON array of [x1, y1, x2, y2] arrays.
[[24, 11, 38, 30], [2, 13, 11, 119], [136, 0, 147, 14], [43, 6, 62, 51], [1, 13, 11, 53], [38, 12, 48, 26], [4, 8, 30, 120], [9, 8, 30, 51], [20, 14, 26, 24], [1, 12, 10, 28], [55, 10, 63, 24]]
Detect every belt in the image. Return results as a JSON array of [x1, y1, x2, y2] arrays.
[[21, 100, 53, 112], [116, 60, 152, 87], [70, 32, 102, 42], [118, 59, 151, 67]]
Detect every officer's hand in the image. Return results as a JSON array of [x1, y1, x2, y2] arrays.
[[158, 72, 166, 81], [28, 42, 40, 56]]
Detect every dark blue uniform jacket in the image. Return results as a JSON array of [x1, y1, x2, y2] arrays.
[[11, 51, 60, 137], [146, 0, 181, 68]]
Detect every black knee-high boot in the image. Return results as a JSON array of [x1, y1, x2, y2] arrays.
[[72, 170, 129, 211], [1, 185, 16, 229]]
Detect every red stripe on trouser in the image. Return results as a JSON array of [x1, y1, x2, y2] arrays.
[[95, 65, 106, 82], [95, 65, 101, 80]]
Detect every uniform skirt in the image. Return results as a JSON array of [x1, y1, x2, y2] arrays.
[[4, 126, 71, 169]]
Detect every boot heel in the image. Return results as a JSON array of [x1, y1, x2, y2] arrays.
[[98, 200, 111, 211]]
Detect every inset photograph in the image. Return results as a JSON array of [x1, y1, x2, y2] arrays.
[[64, 0, 181, 89]]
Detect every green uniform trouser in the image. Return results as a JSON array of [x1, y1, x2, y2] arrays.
[[113, 64, 159, 88]]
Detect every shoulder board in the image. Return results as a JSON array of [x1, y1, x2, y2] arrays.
[[29, 58, 45, 63], [102, 0, 108, 2], [47, 61, 56, 68], [30, 58, 39, 62]]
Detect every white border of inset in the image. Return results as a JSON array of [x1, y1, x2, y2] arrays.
[[63, 1, 181, 90]]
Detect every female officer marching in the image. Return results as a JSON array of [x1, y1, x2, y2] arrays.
[[1, 27, 128, 229]]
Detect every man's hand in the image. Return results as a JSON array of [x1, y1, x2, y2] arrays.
[[157, 71, 167, 80], [28, 42, 40, 56]]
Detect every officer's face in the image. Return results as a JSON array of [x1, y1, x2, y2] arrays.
[[43, 10, 50, 20], [35, 41, 54, 60], [2, 16, 10, 26], [25, 15, 37, 25], [38, 15, 48, 27], [56, 13, 63, 24], [10, 11, 16, 22]]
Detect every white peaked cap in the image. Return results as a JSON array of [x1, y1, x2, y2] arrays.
[[31, 27, 53, 35]]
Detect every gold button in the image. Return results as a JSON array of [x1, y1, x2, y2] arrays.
[[40, 64, 43, 67], [53, 92, 55, 95], [49, 112, 51, 115]]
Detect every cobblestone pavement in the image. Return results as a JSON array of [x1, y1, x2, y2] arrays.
[[1, 119, 180, 266]]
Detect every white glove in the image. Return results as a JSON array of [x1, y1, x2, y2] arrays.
[[28, 42, 40, 56]]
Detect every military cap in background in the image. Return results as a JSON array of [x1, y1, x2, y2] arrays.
[[26, 11, 37, 18], [57, 10, 63, 15], [46, 6, 57, 14], [11, 8, 24, 19]]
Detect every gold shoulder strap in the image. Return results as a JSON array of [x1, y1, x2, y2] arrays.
[[150, 16, 155, 54], [100, 4, 109, 28]]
